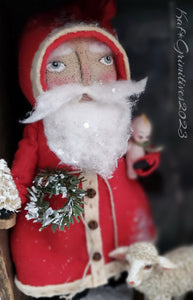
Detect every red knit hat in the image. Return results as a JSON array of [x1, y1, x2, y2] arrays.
[[18, 0, 130, 106]]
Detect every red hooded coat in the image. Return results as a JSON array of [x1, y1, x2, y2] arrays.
[[11, 3, 157, 297]]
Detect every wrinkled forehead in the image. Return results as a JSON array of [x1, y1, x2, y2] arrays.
[[48, 37, 113, 60]]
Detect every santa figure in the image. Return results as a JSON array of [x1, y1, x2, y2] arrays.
[[0, 0, 160, 298]]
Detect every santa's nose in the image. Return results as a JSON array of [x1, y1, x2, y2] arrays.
[[80, 59, 91, 86], [76, 46, 91, 86], [129, 281, 135, 285]]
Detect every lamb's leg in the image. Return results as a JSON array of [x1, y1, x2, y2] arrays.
[[147, 296, 171, 300], [173, 296, 184, 300]]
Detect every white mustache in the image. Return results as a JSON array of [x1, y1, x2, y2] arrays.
[[21, 78, 147, 124]]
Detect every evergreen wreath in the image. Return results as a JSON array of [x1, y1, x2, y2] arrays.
[[25, 168, 87, 232]]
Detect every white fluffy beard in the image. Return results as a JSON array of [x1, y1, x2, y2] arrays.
[[23, 79, 147, 178], [44, 100, 130, 177]]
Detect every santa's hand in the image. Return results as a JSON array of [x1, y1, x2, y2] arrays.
[[133, 152, 160, 177]]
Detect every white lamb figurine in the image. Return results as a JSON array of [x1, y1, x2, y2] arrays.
[[109, 242, 193, 300]]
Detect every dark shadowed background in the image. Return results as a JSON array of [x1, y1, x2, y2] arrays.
[[0, 0, 192, 256]]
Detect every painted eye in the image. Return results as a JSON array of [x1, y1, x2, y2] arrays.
[[46, 61, 66, 72], [144, 264, 152, 270], [99, 55, 114, 65], [138, 135, 143, 140]]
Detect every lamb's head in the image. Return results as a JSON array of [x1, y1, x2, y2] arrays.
[[109, 242, 176, 288]]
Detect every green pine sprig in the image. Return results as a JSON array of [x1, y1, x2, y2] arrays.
[[25, 168, 87, 232]]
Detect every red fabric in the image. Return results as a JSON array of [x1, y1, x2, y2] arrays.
[[134, 152, 160, 177], [11, 121, 156, 286], [11, 124, 38, 204], [65, 0, 117, 33]]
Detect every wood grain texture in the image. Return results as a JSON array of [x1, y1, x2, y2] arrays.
[[0, 241, 14, 300], [0, 229, 29, 300]]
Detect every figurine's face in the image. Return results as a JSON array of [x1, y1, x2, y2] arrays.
[[45, 37, 117, 97], [132, 124, 151, 143]]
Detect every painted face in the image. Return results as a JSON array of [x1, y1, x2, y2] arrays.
[[133, 128, 151, 143], [132, 119, 152, 143], [45, 37, 117, 91]]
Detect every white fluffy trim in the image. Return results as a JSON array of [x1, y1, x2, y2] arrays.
[[15, 261, 126, 298]]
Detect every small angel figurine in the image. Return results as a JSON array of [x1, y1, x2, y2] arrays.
[[126, 114, 161, 179]]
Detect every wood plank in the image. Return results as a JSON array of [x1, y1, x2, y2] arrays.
[[0, 214, 16, 230], [0, 247, 14, 300]]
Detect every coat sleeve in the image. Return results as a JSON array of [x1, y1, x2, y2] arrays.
[[11, 123, 38, 205], [133, 152, 160, 177]]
